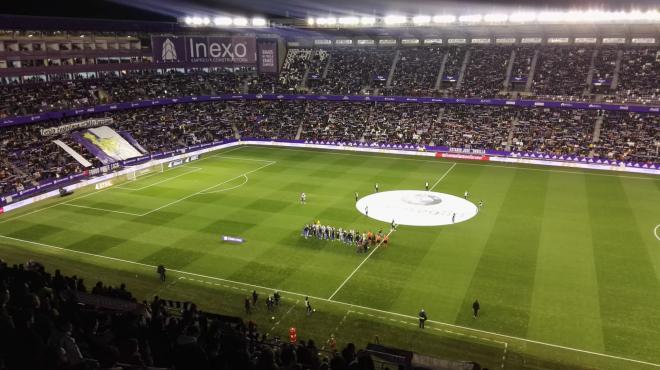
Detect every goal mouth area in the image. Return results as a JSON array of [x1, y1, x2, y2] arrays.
[[356, 190, 478, 226]]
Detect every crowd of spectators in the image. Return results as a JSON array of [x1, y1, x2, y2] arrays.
[[2, 46, 660, 120], [1, 94, 658, 197], [531, 46, 594, 99], [454, 46, 510, 98], [590, 48, 619, 94], [596, 112, 659, 163], [507, 47, 536, 91], [387, 47, 444, 96], [311, 48, 396, 95], [614, 47, 660, 104], [511, 108, 599, 157], [0, 258, 386, 370]]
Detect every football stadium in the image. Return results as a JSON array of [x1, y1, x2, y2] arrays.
[[0, 1, 659, 369]]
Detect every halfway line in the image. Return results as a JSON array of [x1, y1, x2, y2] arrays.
[[429, 163, 457, 191], [328, 228, 395, 300]]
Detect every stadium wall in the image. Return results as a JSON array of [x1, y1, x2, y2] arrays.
[[1, 139, 657, 215]]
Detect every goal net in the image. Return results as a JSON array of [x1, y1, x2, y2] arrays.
[[126, 162, 164, 181]]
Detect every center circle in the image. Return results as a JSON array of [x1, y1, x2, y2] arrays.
[[356, 190, 478, 227]]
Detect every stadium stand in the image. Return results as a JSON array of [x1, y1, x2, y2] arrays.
[[0, 258, 385, 370], [2, 99, 657, 197]]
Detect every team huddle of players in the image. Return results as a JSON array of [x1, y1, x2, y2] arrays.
[[302, 221, 389, 253]]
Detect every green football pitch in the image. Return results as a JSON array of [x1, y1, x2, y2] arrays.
[[1, 145, 659, 369]]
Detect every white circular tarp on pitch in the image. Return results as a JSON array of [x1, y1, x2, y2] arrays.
[[356, 190, 478, 226]]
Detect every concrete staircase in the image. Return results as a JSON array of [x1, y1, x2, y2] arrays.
[[585, 49, 599, 94], [386, 50, 401, 88], [503, 49, 516, 90], [455, 50, 471, 90], [611, 50, 624, 90], [434, 52, 449, 91], [525, 50, 540, 92], [589, 114, 604, 158], [232, 123, 241, 140]]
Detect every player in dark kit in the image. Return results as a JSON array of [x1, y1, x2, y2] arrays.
[[472, 299, 480, 318], [375, 183, 379, 192], [425, 181, 429, 191], [252, 290, 258, 306], [355, 192, 359, 202], [157, 265, 166, 281], [418, 309, 428, 328], [244, 297, 251, 314]]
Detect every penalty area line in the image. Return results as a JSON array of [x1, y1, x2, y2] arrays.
[[2, 234, 660, 368], [654, 224, 660, 241], [328, 228, 395, 300]]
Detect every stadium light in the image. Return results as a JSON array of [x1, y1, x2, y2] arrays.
[[233, 17, 248, 26], [412, 15, 431, 25], [307, 17, 315, 26], [537, 11, 565, 23], [214, 16, 232, 26], [432, 14, 456, 24], [338, 16, 359, 25], [251, 17, 267, 27], [509, 12, 537, 23], [384, 15, 407, 25], [484, 13, 508, 23], [459, 14, 483, 23], [360, 16, 376, 25], [184, 16, 193, 25], [317, 17, 337, 26], [191, 16, 203, 25]]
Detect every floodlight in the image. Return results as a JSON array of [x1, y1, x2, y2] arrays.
[[458, 14, 483, 23], [233, 17, 248, 26], [214, 16, 232, 26], [252, 17, 267, 27], [360, 16, 376, 25], [384, 15, 407, 25], [432, 14, 456, 23], [307, 17, 315, 26], [338, 16, 359, 25], [509, 12, 537, 23], [484, 14, 508, 23], [184, 17, 193, 25], [191, 16, 203, 25], [202, 17, 211, 25], [412, 15, 431, 25], [537, 11, 564, 23]]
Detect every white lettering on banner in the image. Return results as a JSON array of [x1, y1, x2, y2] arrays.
[[168, 159, 184, 168], [95, 181, 113, 190], [40, 118, 114, 136]]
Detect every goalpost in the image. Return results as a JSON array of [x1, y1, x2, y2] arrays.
[[126, 162, 164, 181]]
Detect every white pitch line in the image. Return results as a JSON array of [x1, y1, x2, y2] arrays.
[[429, 162, 457, 191], [253, 146, 658, 181], [654, 224, 660, 241], [210, 154, 277, 164], [0, 146, 248, 224], [198, 175, 249, 194], [1, 233, 660, 369], [139, 161, 276, 217], [60, 203, 143, 216], [117, 167, 202, 191], [328, 228, 395, 300]]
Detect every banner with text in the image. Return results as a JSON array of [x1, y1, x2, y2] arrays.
[[151, 36, 257, 66], [257, 40, 278, 73]]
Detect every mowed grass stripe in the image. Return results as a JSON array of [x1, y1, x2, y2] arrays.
[[527, 173, 604, 351], [586, 176, 660, 362], [455, 169, 549, 336], [620, 179, 660, 283]]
